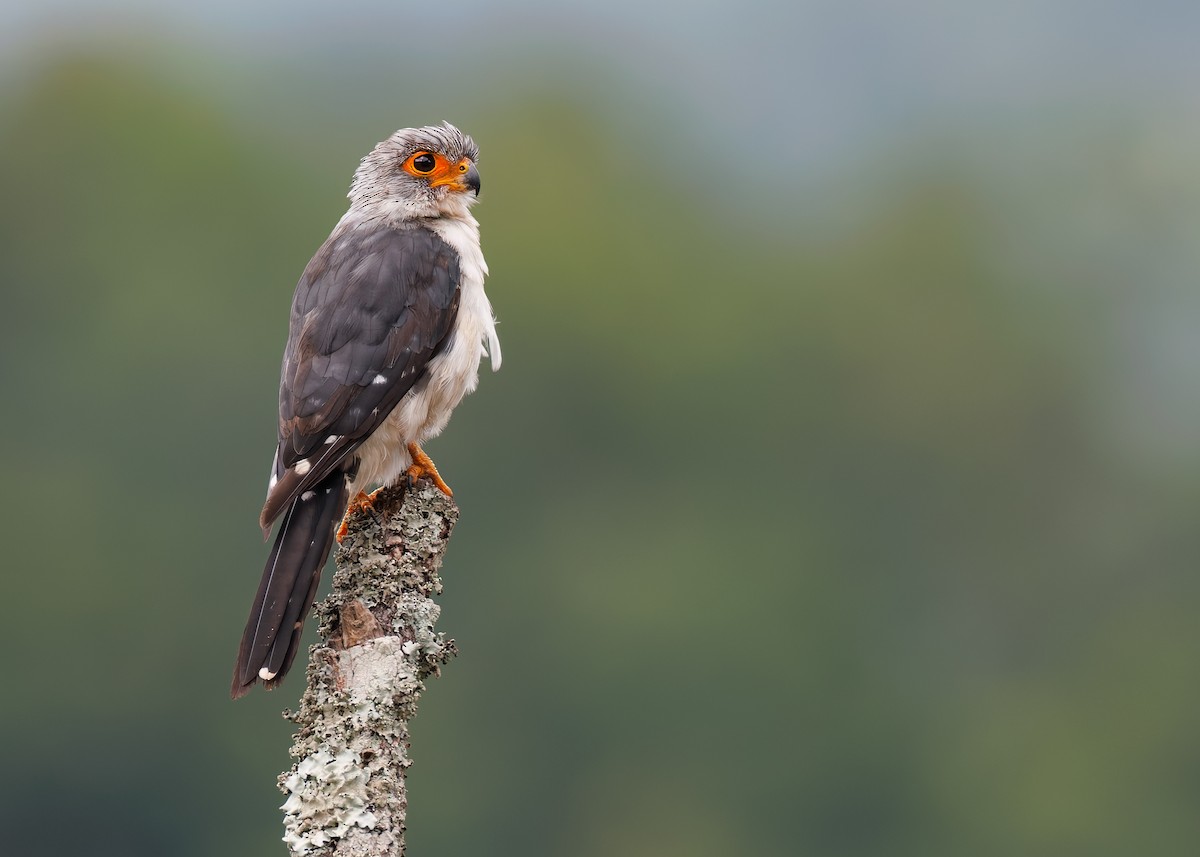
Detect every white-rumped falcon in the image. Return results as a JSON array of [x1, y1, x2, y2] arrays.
[[232, 123, 500, 698]]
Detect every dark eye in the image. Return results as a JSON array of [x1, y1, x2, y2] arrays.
[[411, 153, 436, 174]]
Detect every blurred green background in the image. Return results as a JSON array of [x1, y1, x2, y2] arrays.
[[2, 2, 1199, 855]]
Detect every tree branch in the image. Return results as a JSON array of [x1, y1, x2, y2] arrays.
[[278, 480, 459, 856]]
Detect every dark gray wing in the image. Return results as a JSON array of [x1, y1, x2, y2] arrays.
[[259, 222, 461, 530]]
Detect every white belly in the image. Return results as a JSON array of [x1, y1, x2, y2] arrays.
[[350, 214, 499, 493]]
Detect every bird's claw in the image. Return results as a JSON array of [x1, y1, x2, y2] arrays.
[[405, 442, 453, 496], [336, 489, 382, 543]]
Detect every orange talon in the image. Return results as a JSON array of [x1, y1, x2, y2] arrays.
[[406, 442, 453, 496], [336, 489, 380, 543]]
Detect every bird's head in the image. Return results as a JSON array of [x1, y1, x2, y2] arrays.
[[349, 122, 481, 221]]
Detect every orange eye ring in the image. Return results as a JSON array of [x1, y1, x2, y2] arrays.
[[406, 152, 437, 175]]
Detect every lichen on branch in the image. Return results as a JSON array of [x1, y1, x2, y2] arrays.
[[279, 481, 459, 857]]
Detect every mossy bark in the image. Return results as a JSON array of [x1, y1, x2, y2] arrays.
[[278, 481, 459, 856]]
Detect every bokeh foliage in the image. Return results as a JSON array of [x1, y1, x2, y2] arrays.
[[1, 48, 1198, 857]]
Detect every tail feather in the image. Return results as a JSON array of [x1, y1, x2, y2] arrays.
[[231, 470, 349, 699]]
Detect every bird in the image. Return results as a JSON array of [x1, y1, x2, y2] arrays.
[[231, 122, 501, 699]]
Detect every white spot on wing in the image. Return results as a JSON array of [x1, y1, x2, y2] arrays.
[[324, 435, 340, 445], [259, 667, 277, 680], [294, 459, 311, 475], [301, 491, 315, 501], [372, 373, 388, 385]]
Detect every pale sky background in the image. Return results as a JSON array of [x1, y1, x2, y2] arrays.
[[4, 0, 1200, 179]]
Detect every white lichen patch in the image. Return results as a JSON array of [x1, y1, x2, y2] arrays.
[[338, 638, 422, 726], [281, 748, 378, 855], [393, 594, 446, 657]]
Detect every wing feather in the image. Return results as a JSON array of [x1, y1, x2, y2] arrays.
[[259, 222, 461, 530]]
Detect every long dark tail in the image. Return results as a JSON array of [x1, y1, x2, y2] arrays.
[[231, 470, 349, 699]]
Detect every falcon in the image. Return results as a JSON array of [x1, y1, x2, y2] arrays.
[[231, 122, 501, 699]]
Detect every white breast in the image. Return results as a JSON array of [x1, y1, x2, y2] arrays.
[[350, 213, 501, 493]]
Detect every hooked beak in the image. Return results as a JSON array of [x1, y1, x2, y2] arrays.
[[431, 159, 481, 196], [463, 162, 481, 196]]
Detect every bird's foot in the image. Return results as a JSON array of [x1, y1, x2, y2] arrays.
[[406, 443, 453, 496], [336, 488, 382, 543]]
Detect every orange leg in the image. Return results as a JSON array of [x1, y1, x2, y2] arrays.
[[406, 442, 453, 496], [336, 488, 382, 543]]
